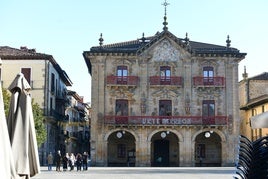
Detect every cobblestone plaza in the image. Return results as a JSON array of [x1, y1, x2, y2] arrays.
[[32, 166, 234, 179]]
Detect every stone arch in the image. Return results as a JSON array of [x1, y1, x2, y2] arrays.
[[192, 128, 225, 167], [104, 128, 139, 142], [191, 128, 226, 142], [148, 128, 182, 167], [148, 128, 184, 142], [105, 128, 137, 167]]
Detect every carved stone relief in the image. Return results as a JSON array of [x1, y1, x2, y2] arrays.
[[152, 39, 180, 62], [151, 88, 180, 99]]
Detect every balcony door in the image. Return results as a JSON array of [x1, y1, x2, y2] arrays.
[[203, 66, 214, 85], [115, 99, 128, 124], [117, 66, 128, 84], [202, 100, 215, 124], [159, 100, 172, 116], [160, 66, 171, 85]]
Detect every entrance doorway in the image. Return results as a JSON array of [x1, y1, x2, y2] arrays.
[[107, 131, 135, 167], [153, 140, 169, 167], [195, 131, 221, 167]]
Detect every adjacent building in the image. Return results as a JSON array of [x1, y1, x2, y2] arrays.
[[83, 16, 246, 166], [239, 70, 268, 141], [62, 90, 91, 154], [0, 46, 77, 164]]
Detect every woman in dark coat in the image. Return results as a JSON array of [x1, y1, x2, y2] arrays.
[[62, 153, 69, 171], [55, 150, 62, 172], [76, 153, 82, 171]]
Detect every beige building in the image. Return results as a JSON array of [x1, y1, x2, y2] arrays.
[[83, 16, 247, 167], [0, 46, 72, 164], [239, 70, 268, 141]]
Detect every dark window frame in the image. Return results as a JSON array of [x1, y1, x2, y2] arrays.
[[203, 66, 214, 85], [21, 68, 31, 85], [202, 100, 215, 117], [160, 66, 171, 85], [159, 100, 172, 116]]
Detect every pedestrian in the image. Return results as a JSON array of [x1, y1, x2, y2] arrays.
[[76, 153, 82, 171], [47, 152, 53, 171], [55, 150, 62, 172], [82, 152, 88, 170], [62, 153, 69, 171], [69, 153, 76, 171]]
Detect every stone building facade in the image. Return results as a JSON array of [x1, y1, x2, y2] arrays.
[[239, 71, 268, 141], [0, 46, 73, 164], [83, 23, 246, 166], [0, 46, 91, 165]]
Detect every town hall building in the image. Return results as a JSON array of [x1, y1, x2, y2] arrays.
[[83, 5, 246, 167]]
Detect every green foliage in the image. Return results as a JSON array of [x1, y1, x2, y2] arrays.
[[2, 88, 11, 117], [2, 88, 47, 147], [32, 101, 47, 147]]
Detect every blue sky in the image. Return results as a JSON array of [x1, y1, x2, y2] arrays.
[[1, 0, 268, 102]]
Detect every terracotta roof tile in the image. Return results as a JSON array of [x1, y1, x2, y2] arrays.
[[0, 46, 52, 59]]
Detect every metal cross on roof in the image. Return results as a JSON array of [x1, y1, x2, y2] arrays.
[[162, 0, 170, 16], [162, 0, 170, 31]]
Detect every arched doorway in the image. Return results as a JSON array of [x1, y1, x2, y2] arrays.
[[107, 130, 136, 167], [195, 131, 222, 167], [151, 131, 179, 167]]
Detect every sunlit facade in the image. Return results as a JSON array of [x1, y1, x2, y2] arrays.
[[239, 71, 268, 141], [0, 46, 72, 165], [83, 23, 246, 166]]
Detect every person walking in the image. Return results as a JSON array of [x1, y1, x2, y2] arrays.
[[55, 150, 62, 172], [62, 153, 69, 171], [82, 152, 88, 170], [76, 153, 82, 171], [47, 152, 53, 171], [69, 153, 76, 171]]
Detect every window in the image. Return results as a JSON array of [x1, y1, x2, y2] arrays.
[[203, 66, 214, 85], [196, 144, 205, 159], [251, 109, 256, 116], [202, 100, 215, 117], [117, 144, 126, 158], [21, 68, 31, 85], [50, 97, 53, 116], [115, 100, 128, 116], [159, 100, 172, 116], [160, 66, 171, 85], [117, 66, 128, 84], [51, 73, 55, 94]]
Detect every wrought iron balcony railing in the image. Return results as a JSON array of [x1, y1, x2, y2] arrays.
[[149, 76, 183, 86], [193, 77, 225, 87], [104, 115, 227, 125], [106, 75, 139, 86]]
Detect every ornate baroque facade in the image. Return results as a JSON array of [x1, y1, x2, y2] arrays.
[[83, 25, 246, 166]]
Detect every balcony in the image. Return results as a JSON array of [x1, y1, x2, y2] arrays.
[[104, 116, 227, 126], [106, 75, 139, 87], [193, 77, 225, 87], [149, 76, 183, 86], [46, 109, 69, 122]]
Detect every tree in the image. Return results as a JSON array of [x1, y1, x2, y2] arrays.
[[2, 88, 10, 117], [2, 88, 47, 147], [32, 101, 47, 147]]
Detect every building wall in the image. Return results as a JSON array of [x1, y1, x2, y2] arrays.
[[88, 37, 241, 167], [0, 55, 72, 165], [239, 77, 268, 141], [1, 59, 46, 107]]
